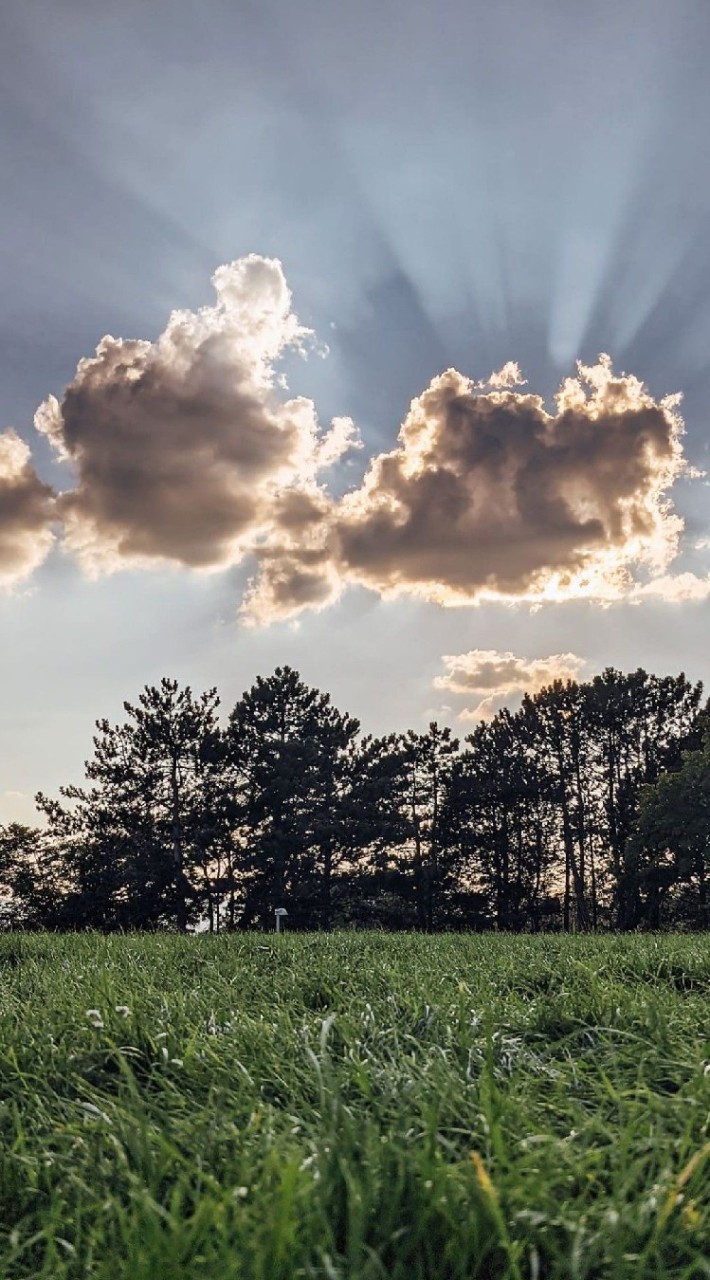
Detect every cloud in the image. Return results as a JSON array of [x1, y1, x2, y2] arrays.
[[435, 648, 587, 720], [34, 255, 357, 575], [628, 571, 710, 603], [0, 432, 55, 587], [480, 361, 526, 390], [244, 354, 690, 622], [21, 257, 700, 622]]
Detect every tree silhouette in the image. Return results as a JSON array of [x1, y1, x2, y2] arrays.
[[36, 679, 224, 931], [226, 668, 360, 929], [0, 664, 706, 933], [632, 721, 710, 928]]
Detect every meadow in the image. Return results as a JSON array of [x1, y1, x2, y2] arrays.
[[1, 933, 709, 1279]]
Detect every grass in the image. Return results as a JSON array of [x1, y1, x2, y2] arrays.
[[1, 933, 709, 1278]]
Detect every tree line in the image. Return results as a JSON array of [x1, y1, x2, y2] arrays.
[[1, 665, 709, 933]]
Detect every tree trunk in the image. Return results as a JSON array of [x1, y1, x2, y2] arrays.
[[563, 834, 571, 933], [170, 752, 188, 932], [322, 841, 333, 931], [589, 837, 598, 932]]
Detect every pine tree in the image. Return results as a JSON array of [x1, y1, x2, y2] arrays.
[[36, 679, 225, 931], [226, 668, 360, 928]]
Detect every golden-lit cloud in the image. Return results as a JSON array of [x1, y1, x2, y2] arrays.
[[34, 256, 357, 575], [0, 431, 55, 587], [14, 255, 702, 619], [245, 355, 690, 622], [435, 648, 587, 721], [628, 572, 710, 603], [480, 361, 526, 390]]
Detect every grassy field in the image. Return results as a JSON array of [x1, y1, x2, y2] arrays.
[[1, 934, 710, 1279]]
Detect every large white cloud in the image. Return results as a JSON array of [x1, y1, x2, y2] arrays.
[[15, 259, 704, 619], [0, 431, 55, 587], [34, 255, 357, 575], [244, 355, 693, 622]]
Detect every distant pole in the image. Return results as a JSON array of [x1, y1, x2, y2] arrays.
[[274, 907, 288, 933]]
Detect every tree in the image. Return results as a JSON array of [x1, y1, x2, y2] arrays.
[[226, 668, 360, 929], [0, 823, 65, 929], [584, 669, 702, 927], [447, 710, 557, 931], [37, 679, 226, 931], [521, 681, 596, 931], [632, 727, 710, 928], [393, 725, 459, 931], [340, 732, 419, 929]]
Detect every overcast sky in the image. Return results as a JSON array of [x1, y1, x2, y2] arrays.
[[2, 0, 710, 823]]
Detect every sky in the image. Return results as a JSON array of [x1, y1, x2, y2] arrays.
[[2, 0, 710, 824]]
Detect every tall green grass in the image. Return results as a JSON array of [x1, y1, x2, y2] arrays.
[[1, 933, 709, 1277]]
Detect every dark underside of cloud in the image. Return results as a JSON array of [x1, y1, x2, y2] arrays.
[[3, 256, 707, 614], [0, 431, 55, 586], [244, 354, 699, 621], [32, 255, 356, 577]]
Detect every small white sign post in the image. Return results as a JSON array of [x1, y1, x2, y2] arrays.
[[274, 907, 288, 933]]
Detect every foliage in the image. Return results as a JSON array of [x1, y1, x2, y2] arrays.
[[226, 667, 361, 930], [31, 680, 225, 931], [632, 724, 710, 929], [0, 666, 706, 932]]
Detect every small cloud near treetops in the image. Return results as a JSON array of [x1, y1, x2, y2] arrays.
[[434, 649, 587, 721]]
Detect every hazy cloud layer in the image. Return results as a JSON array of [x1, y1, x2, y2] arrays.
[[0, 431, 55, 586], [435, 648, 587, 721], [246, 355, 692, 622], [34, 256, 357, 575]]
